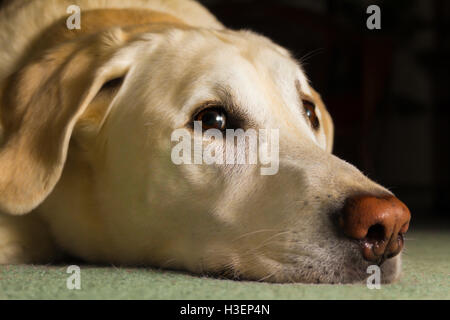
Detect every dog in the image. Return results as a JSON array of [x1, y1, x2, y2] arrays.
[[0, 0, 410, 283]]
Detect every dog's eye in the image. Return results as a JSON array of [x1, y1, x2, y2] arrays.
[[194, 107, 227, 131], [303, 100, 320, 130]]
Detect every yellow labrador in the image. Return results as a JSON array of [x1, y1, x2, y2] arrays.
[[0, 0, 410, 283]]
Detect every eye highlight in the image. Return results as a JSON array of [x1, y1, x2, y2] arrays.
[[302, 100, 320, 130], [193, 106, 227, 131]]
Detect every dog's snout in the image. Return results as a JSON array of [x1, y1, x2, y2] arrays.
[[339, 195, 411, 263]]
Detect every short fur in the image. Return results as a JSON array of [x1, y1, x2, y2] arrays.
[[0, 0, 401, 283]]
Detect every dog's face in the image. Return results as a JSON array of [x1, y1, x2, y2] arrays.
[[0, 27, 406, 283]]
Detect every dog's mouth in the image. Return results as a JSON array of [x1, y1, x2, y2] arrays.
[[197, 238, 400, 284]]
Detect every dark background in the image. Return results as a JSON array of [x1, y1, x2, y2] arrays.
[[200, 0, 450, 225], [1, 0, 449, 225]]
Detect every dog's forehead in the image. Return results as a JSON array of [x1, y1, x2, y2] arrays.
[[132, 28, 312, 98], [176, 30, 313, 105], [126, 29, 315, 133], [201, 32, 314, 126], [208, 30, 312, 94]]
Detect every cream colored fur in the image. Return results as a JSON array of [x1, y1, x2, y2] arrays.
[[0, 0, 401, 283]]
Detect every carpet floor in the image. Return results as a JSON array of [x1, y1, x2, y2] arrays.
[[0, 228, 448, 299]]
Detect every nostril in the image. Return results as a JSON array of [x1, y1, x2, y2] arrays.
[[340, 194, 411, 263], [366, 223, 386, 242]]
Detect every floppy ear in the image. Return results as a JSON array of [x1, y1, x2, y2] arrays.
[[0, 28, 133, 215], [311, 88, 334, 153]]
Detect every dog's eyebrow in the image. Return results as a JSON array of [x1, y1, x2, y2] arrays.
[[213, 84, 236, 109], [186, 84, 255, 130], [213, 84, 255, 125], [295, 79, 314, 103]]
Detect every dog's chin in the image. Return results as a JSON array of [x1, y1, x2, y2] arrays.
[[335, 254, 402, 284], [379, 254, 402, 283], [210, 252, 402, 284], [292, 254, 402, 284], [302, 254, 401, 284]]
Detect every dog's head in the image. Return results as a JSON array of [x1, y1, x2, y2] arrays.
[[0, 26, 410, 283]]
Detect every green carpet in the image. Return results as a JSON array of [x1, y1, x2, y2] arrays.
[[0, 228, 448, 300]]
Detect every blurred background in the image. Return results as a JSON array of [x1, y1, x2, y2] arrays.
[[200, 0, 450, 225], [0, 0, 448, 225]]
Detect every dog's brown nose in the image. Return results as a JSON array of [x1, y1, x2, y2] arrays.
[[340, 195, 411, 263]]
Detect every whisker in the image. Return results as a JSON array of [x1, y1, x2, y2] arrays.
[[257, 268, 280, 282], [161, 258, 176, 267], [299, 48, 325, 64], [231, 228, 285, 243], [249, 231, 293, 252]]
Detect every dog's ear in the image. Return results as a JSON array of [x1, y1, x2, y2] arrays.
[[310, 88, 334, 153], [0, 28, 134, 215]]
